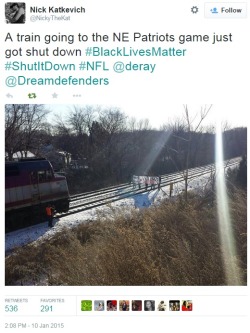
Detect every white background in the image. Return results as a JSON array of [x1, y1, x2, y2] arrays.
[[1, 0, 249, 331]]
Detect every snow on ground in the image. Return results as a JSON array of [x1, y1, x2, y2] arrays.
[[4, 171, 216, 254]]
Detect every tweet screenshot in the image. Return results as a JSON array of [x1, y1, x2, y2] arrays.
[[1, 0, 249, 331]]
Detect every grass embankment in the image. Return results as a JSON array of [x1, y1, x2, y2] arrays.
[[5, 188, 247, 286]]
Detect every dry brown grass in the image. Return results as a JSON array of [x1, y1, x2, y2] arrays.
[[5, 188, 247, 286]]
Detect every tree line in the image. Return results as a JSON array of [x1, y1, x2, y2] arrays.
[[5, 104, 247, 192]]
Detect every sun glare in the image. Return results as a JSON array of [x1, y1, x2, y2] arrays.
[[136, 130, 172, 175], [215, 120, 242, 285]]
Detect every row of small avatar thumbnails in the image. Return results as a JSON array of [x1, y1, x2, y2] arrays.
[[81, 300, 193, 312]]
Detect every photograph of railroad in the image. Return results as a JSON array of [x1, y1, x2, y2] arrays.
[[5, 104, 247, 286]]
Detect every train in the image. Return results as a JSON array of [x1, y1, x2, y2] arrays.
[[5, 158, 70, 231]]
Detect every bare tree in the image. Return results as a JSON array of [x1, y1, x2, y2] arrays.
[[98, 108, 127, 136], [68, 105, 98, 136], [169, 105, 213, 201], [22, 105, 50, 156], [53, 113, 71, 136], [127, 117, 152, 132], [86, 108, 128, 181], [5, 104, 26, 160], [5, 104, 49, 160]]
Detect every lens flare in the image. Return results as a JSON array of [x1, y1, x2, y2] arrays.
[[136, 130, 172, 175], [215, 121, 242, 285]]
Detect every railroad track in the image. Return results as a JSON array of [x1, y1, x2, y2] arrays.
[[5, 158, 239, 234], [56, 157, 240, 218], [4, 157, 241, 257]]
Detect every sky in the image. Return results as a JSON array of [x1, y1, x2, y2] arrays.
[[46, 103, 248, 130]]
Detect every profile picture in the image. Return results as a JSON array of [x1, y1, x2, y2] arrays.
[[157, 300, 167, 311], [119, 300, 129, 311], [94, 300, 104, 311], [169, 300, 180, 311], [80, 300, 92, 311], [5, 2, 26, 23], [144, 300, 155, 311], [132, 300, 142, 311], [106, 300, 117, 311], [182, 300, 193, 311]]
